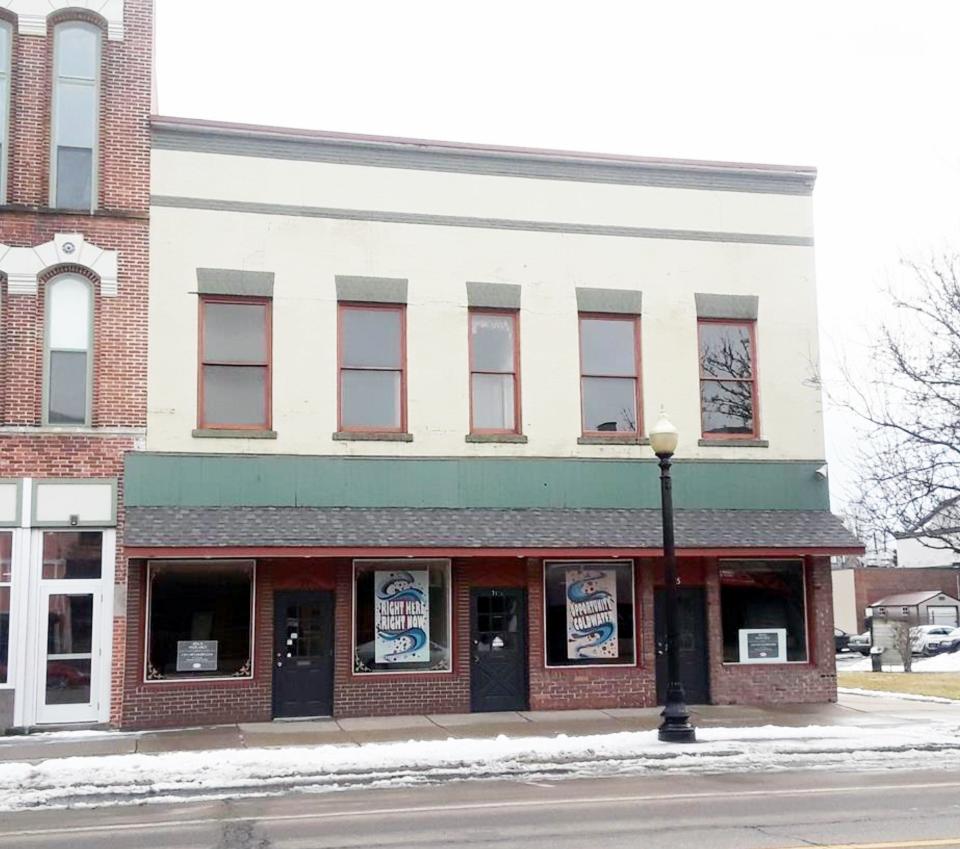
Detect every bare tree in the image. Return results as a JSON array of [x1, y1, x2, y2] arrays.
[[845, 254, 960, 553], [889, 621, 914, 673]]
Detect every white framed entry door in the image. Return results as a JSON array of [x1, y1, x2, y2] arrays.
[[36, 582, 102, 724]]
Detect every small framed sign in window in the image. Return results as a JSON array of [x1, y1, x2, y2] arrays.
[[738, 628, 787, 664]]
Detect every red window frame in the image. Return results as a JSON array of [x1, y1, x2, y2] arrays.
[[697, 318, 760, 440], [468, 308, 521, 435], [578, 312, 643, 437], [197, 294, 273, 431], [337, 302, 407, 433]]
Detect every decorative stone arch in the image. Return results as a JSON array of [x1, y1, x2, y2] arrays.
[[0, 233, 118, 296], [2, 1, 123, 40]]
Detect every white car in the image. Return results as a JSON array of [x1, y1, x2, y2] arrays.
[[924, 626, 960, 654], [910, 625, 957, 656]]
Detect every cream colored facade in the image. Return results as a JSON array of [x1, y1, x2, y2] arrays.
[[147, 124, 824, 461]]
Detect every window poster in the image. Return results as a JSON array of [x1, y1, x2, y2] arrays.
[[566, 568, 618, 659], [374, 570, 430, 664]]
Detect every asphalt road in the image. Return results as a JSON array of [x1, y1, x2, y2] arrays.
[[2, 767, 960, 848]]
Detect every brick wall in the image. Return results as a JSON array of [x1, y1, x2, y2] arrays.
[[707, 556, 837, 705], [854, 567, 960, 626]]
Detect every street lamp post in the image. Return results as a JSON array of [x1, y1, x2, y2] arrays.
[[650, 412, 696, 743]]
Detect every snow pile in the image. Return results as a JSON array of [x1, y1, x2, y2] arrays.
[[1, 722, 960, 811], [838, 687, 959, 704]]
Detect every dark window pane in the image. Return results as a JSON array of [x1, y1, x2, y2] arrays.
[[0, 532, 10, 582], [203, 302, 268, 363], [341, 309, 401, 368], [148, 563, 253, 678], [203, 365, 267, 426], [45, 658, 91, 705], [582, 376, 637, 432], [544, 562, 635, 666], [699, 323, 753, 379], [56, 24, 98, 79], [284, 604, 327, 658], [581, 318, 635, 376], [341, 369, 400, 429], [472, 373, 515, 430], [48, 349, 87, 424], [47, 593, 93, 654], [55, 146, 92, 210], [354, 560, 450, 674], [56, 81, 96, 147], [0, 23, 9, 70], [720, 561, 807, 662], [471, 314, 514, 372], [42, 532, 102, 579], [0, 586, 9, 685], [701, 380, 754, 434]]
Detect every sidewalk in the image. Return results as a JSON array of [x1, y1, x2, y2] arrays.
[[0, 691, 956, 764]]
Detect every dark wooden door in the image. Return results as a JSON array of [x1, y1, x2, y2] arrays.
[[470, 588, 528, 712], [273, 591, 334, 718], [655, 586, 710, 704]]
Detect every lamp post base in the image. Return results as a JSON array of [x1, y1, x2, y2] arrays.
[[658, 684, 696, 743]]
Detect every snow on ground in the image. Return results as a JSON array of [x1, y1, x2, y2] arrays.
[[837, 687, 959, 704], [836, 649, 960, 673], [2, 721, 960, 811]]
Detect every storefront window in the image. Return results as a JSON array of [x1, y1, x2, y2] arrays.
[[353, 559, 451, 673], [0, 532, 10, 684], [146, 561, 253, 680], [42, 531, 102, 579], [544, 561, 636, 667], [720, 560, 807, 663]]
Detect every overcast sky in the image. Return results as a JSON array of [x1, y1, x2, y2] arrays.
[[155, 1, 960, 511]]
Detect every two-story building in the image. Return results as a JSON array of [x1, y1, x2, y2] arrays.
[[0, 0, 151, 730], [117, 116, 861, 728]]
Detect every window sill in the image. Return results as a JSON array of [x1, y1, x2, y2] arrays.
[[192, 428, 277, 439], [465, 433, 528, 444], [698, 438, 769, 448], [333, 431, 414, 442], [578, 435, 650, 446]]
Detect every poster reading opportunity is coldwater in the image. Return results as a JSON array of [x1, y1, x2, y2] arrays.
[[566, 569, 618, 659], [375, 570, 430, 664]]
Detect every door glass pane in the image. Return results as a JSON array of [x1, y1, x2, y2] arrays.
[[340, 369, 401, 428], [699, 323, 753, 379], [203, 302, 267, 363], [701, 380, 755, 434], [472, 373, 514, 430], [0, 587, 9, 684], [341, 309, 401, 368], [0, 532, 10, 582], [582, 376, 637, 432], [56, 81, 96, 147], [47, 594, 93, 654], [48, 350, 88, 424], [56, 24, 98, 80], [55, 147, 93, 209], [285, 603, 327, 657], [203, 365, 267, 426], [471, 314, 514, 372], [46, 658, 91, 705], [581, 318, 635, 376], [42, 532, 103, 580]]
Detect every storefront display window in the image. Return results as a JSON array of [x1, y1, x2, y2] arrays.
[[0, 532, 10, 684], [146, 561, 254, 680], [353, 559, 451, 673], [720, 559, 807, 663], [543, 561, 636, 667]]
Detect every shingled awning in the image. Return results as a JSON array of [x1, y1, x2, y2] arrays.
[[124, 506, 862, 555]]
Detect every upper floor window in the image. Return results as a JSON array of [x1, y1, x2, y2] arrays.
[[698, 319, 759, 438], [338, 303, 406, 432], [51, 22, 100, 211], [579, 314, 642, 435], [0, 20, 11, 204], [469, 310, 520, 433], [45, 275, 93, 426], [199, 296, 272, 430]]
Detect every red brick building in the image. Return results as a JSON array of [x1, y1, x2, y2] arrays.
[[0, 0, 150, 728]]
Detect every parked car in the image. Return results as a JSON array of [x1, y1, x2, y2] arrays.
[[847, 631, 871, 655], [834, 628, 851, 653], [910, 625, 957, 656], [924, 626, 960, 654]]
